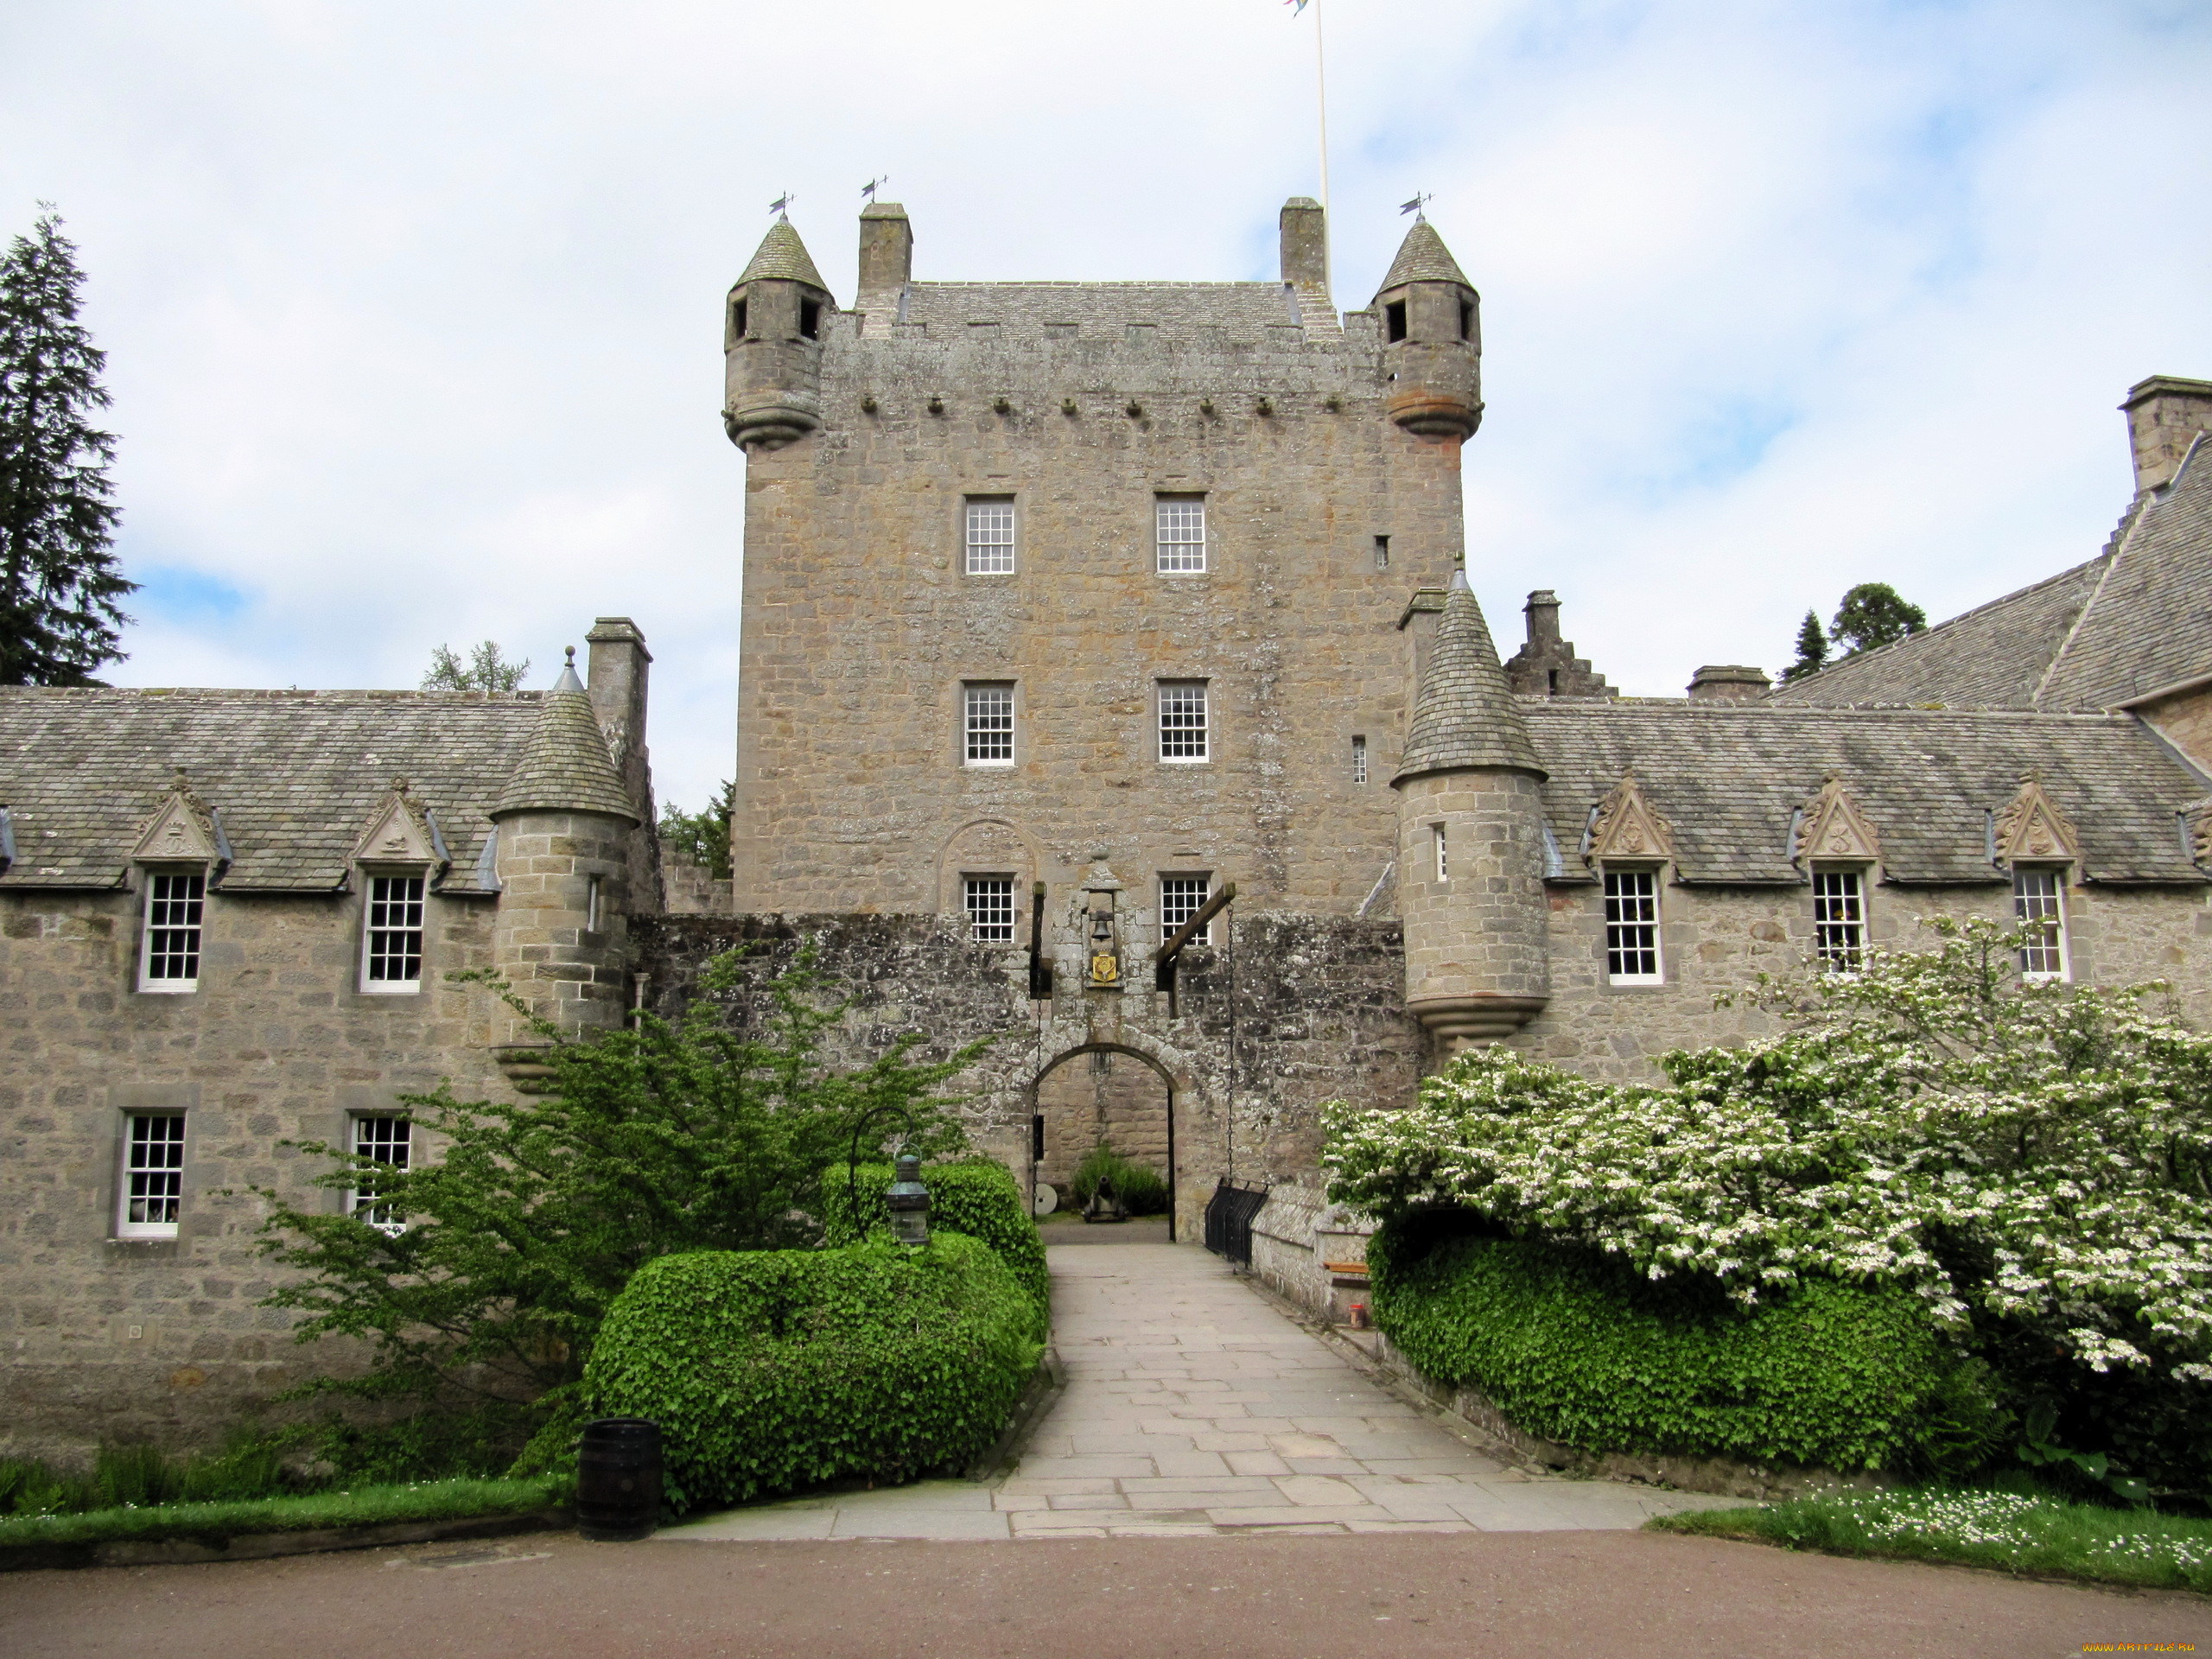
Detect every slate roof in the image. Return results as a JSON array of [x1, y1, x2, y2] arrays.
[[897, 282, 1310, 335], [1395, 572, 1546, 782], [0, 689, 546, 892], [1374, 219, 1473, 296], [736, 218, 830, 290], [492, 661, 638, 823], [2042, 435, 2212, 709], [1775, 433, 2212, 713], [1522, 700, 2211, 887], [1767, 554, 2109, 709]]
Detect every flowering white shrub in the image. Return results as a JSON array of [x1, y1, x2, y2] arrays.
[[1324, 918, 2212, 1383]]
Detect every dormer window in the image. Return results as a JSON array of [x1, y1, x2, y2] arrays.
[[1385, 300, 1408, 343], [799, 298, 821, 340], [139, 872, 205, 993], [1811, 868, 1866, 973], [1603, 869, 1663, 984], [362, 875, 425, 993], [2014, 868, 2069, 981]]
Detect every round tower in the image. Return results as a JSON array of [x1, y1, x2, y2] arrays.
[[722, 216, 835, 453], [489, 651, 643, 1039], [1373, 217, 1482, 442], [1392, 567, 1550, 1056]]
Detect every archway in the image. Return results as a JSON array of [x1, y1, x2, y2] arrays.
[[1030, 1043, 1177, 1239]]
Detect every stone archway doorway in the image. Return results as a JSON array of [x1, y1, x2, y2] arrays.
[[1031, 1044, 1177, 1241]]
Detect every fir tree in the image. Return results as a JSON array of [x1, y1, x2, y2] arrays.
[[0, 207, 133, 685], [422, 639, 531, 692], [1783, 609, 1829, 683]]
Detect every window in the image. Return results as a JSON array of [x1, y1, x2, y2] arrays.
[[798, 298, 821, 340], [1373, 535, 1389, 569], [965, 498, 1015, 575], [1385, 300, 1408, 343], [1811, 869, 1865, 973], [118, 1113, 185, 1238], [2014, 868, 2069, 980], [1161, 874, 1211, 944], [361, 874, 425, 992], [1433, 823, 1448, 882], [1155, 496, 1206, 575], [587, 875, 603, 933], [1158, 682, 1209, 762], [350, 1116, 411, 1236], [963, 875, 1016, 943], [732, 297, 747, 340], [963, 683, 1014, 766], [1604, 869, 1662, 982], [1459, 300, 1476, 340], [1352, 735, 1368, 785], [139, 872, 205, 992]]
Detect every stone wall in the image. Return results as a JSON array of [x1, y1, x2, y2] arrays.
[[631, 910, 1425, 1241], [0, 885, 519, 1460], [728, 238, 1465, 927]]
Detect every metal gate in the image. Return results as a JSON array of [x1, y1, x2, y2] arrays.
[[1202, 1178, 1268, 1266]]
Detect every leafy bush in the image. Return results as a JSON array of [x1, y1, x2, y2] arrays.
[[0, 1429, 308, 1518], [252, 946, 988, 1442], [1369, 1221, 1967, 1471], [1325, 919, 2212, 1489], [1069, 1143, 1169, 1216], [823, 1158, 1048, 1328], [585, 1234, 1041, 1512]]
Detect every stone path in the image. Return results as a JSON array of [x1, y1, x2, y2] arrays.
[[658, 1242, 1742, 1543]]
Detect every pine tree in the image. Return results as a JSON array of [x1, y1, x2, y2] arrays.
[[0, 207, 134, 685], [422, 640, 531, 692], [1783, 609, 1829, 683]]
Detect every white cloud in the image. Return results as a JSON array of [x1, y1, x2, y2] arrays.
[[3, 0, 2207, 804]]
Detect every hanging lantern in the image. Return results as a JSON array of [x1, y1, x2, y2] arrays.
[[886, 1153, 931, 1247]]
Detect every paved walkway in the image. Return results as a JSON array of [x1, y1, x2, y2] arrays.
[[659, 1243, 1740, 1542]]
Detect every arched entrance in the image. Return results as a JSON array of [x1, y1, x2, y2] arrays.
[[1030, 1043, 1177, 1239]]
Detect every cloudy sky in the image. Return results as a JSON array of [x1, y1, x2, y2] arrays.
[[4, 0, 2208, 811]]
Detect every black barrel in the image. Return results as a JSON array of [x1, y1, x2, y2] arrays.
[[575, 1417, 662, 1541]]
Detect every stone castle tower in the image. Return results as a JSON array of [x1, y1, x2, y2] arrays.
[[719, 198, 1491, 990]]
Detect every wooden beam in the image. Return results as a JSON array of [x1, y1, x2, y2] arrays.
[[1154, 880, 1236, 965]]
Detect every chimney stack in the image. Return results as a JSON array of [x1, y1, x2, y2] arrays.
[[1280, 197, 1329, 296], [1687, 664, 1771, 702], [2122, 375, 2212, 496], [857, 201, 913, 314]]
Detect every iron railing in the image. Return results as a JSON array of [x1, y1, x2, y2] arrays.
[[1203, 1178, 1269, 1266]]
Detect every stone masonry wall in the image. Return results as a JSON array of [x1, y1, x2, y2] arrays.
[[632, 911, 1424, 1242], [730, 267, 1465, 929], [0, 885, 522, 1460]]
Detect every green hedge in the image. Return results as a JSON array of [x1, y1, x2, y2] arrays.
[[1368, 1219, 1970, 1472], [824, 1159, 1049, 1329], [585, 1234, 1041, 1512]]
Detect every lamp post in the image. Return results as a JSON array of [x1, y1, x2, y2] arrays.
[[886, 1154, 931, 1247]]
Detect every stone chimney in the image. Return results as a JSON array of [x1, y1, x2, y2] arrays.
[[857, 200, 913, 315], [1502, 590, 1618, 699], [2122, 375, 2212, 496], [1687, 664, 1771, 702]]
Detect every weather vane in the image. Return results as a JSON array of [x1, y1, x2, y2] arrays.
[[768, 192, 794, 218], [1400, 193, 1433, 219], [861, 176, 887, 202]]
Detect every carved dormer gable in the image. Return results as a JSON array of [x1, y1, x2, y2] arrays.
[[1794, 774, 1881, 867], [130, 771, 219, 865], [1994, 774, 2081, 865], [1586, 769, 1675, 865], [353, 779, 443, 869]]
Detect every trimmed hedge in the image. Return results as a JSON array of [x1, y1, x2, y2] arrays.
[[824, 1159, 1049, 1329], [1368, 1218, 1970, 1472], [586, 1234, 1041, 1512]]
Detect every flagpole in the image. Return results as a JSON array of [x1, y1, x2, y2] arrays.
[[1313, 0, 1332, 284]]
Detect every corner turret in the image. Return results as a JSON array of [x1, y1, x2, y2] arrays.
[[1392, 568, 1549, 1054], [1373, 218, 1481, 442], [723, 217, 836, 453]]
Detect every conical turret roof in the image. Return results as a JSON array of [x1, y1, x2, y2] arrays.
[[1374, 218, 1472, 298], [737, 218, 830, 290], [1394, 570, 1546, 784], [492, 652, 639, 823]]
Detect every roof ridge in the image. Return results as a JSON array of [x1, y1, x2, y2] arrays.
[[2036, 499, 2143, 710]]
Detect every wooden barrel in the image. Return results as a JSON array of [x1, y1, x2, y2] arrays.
[[576, 1417, 662, 1541]]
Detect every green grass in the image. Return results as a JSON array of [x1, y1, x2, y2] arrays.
[[1650, 1484, 2212, 1594], [0, 1475, 569, 1551]]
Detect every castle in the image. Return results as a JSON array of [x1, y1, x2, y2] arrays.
[[2, 197, 2208, 1450]]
